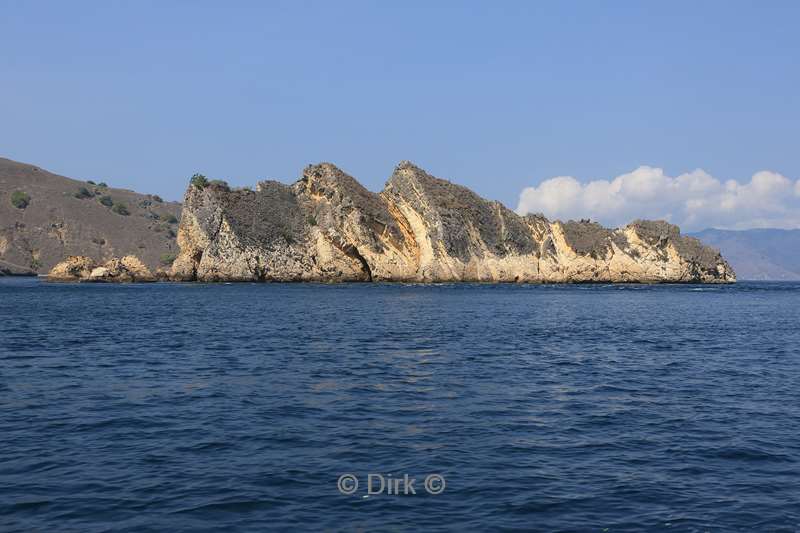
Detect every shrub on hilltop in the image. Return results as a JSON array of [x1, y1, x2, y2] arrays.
[[209, 179, 230, 191], [190, 173, 209, 189]]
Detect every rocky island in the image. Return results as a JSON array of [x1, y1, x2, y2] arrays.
[[161, 161, 734, 283]]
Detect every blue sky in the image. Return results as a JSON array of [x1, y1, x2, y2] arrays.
[[2, 1, 798, 227]]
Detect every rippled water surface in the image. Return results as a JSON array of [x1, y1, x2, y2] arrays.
[[1, 279, 799, 532]]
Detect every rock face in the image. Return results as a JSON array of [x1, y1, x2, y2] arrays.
[[48, 255, 156, 282], [170, 162, 736, 283]]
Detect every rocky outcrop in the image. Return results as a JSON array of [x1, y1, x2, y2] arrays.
[[170, 162, 736, 283], [48, 255, 156, 282]]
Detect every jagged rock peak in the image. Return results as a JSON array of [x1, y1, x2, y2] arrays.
[[297, 162, 375, 200], [394, 160, 423, 172], [301, 162, 348, 180], [385, 160, 483, 203]]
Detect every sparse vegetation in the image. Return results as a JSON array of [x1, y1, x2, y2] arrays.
[[209, 179, 230, 191], [150, 194, 163, 203], [30, 258, 42, 270], [98, 195, 114, 207], [97, 182, 108, 188], [11, 191, 31, 209], [189, 174, 229, 191], [74, 187, 94, 199], [112, 202, 130, 216], [153, 221, 176, 235], [190, 173, 209, 189], [163, 214, 178, 224], [87, 180, 96, 185], [160, 252, 178, 266], [306, 215, 318, 226]]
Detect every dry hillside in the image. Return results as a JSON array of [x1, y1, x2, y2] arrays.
[[0, 157, 180, 274]]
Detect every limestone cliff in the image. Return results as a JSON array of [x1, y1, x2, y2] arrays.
[[170, 162, 736, 283]]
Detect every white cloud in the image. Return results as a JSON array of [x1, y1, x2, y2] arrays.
[[516, 166, 800, 231]]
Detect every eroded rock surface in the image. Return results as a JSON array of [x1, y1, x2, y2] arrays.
[[170, 162, 736, 283], [48, 255, 155, 282]]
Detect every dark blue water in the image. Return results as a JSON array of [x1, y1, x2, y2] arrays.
[[1, 279, 799, 532]]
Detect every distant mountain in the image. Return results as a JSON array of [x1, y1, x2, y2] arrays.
[[0, 157, 181, 275], [690, 228, 800, 280]]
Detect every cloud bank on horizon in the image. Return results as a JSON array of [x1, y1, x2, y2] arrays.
[[516, 167, 800, 232]]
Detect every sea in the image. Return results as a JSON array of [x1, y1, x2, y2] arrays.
[[1, 278, 799, 532]]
